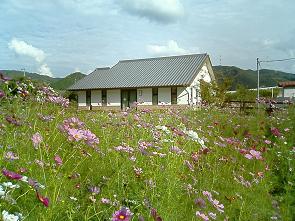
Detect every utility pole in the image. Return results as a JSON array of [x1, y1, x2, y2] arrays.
[[256, 58, 260, 102], [21, 68, 26, 77]]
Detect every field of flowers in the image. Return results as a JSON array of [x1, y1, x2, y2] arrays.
[[0, 76, 294, 221]]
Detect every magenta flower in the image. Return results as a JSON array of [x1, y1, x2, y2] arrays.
[[0, 90, 5, 98], [112, 207, 133, 221], [2, 169, 22, 180], [54, 155, 63, 166], [32, 132, 43, 149], [271, 127, 281, 137], [36, 191, 49, 207]]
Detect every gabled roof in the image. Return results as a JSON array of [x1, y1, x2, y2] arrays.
[[68, 53, 210, 90], [278, 81, 295, 87]]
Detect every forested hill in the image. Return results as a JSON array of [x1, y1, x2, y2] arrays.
[[1, 66, 295, 90]]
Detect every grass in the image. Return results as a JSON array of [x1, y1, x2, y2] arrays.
[[0, 83, 294, 220]]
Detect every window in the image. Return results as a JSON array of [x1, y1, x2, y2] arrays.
[[171, 87, 177, 104], [86, 90, 91, 106], [152, 88, 158, 105], [102, 90, 107, 106]]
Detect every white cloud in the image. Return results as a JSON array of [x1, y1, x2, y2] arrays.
[[146, 40, 191, 56], [38, 64, 53, 77], [8, 38, 45, 63], [8, 38, 53, 77], [117, 0, 184, 23]]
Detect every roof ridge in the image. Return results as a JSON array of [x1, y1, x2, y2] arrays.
[[95, 67, 110, 70], [118, 53, 207, 63]]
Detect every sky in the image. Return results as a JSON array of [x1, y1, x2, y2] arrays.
[[1, 0, 295, 77]]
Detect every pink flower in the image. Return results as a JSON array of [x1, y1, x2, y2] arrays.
[[249, 150, 262, 160], [32, 132, 43, 149], [244, 149, 262, 160], [271, 127, 281, 137], [67, 128, 86, 141], [264, 140, 272, 145], [54, 155, 63, 166], [2, 169, 22, 180], [83, 130, 99, 147], [196, 211, 209, 221]]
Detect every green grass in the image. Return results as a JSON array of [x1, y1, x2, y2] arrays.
[[0, 96, 294, 220]]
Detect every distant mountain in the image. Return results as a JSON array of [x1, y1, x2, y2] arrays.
[[0, 70, 85, 91], [0, 70, 61, 84], [1, 66, 295, 91], [213, 66, 295, 90], [51, 72, 86, 90]]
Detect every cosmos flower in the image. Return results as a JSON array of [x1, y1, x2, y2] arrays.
[[270, 127, 281, 137], [2, 169, 22, 180], [0, 90, 5, 99], [36, 191, 49, 207], [88, 186, 100, 195], [2, 210, 23, 221], [67, 128, 86, 141], [54, 155, 63, 166], [83, 130, 99, 147], [244, 150, 262, 160], [5, 116, 22, 126], [31, 132, 43, 149], [196, 211, 209, 221], [4, 151, 19, 161], [195, 198, 206, 208], [101, 198, 111, 204], [112, 207, 133, 221]]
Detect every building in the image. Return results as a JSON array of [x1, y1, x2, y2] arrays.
[[68, 54, 215, 110], [278, 81, 295, 98]]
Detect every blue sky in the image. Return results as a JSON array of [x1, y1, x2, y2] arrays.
[[1, 0, 295, 77]]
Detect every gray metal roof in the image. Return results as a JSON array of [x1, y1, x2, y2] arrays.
[[68, 53, 209, 90]]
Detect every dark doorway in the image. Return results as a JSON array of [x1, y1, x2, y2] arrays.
[[121, 89, 137, 109]]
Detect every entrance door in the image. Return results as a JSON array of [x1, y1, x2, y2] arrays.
[[129, 90, 137, 107], [121, 89, 137, 109]]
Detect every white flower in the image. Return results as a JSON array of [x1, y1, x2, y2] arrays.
[[2, 182, 20, 189], [69, 196, 77, 201], [155, 125, 170, 134], [2, 210, 22, 221]]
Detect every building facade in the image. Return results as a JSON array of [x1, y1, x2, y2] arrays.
[[69, 54, 215, 110]]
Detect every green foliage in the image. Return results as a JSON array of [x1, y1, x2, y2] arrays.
[[200, 77, 232, 106]]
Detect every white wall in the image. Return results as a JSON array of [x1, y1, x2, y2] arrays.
[[137, 88, 152, 105], [283, 88, 295, 97], [158, 87, 171, 105], [177, 87, 190, 105], [107, 89, 121, 106], [91, 90, 102, 106], [189, 63, 213, 104], [78, 91, 86, 106]]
